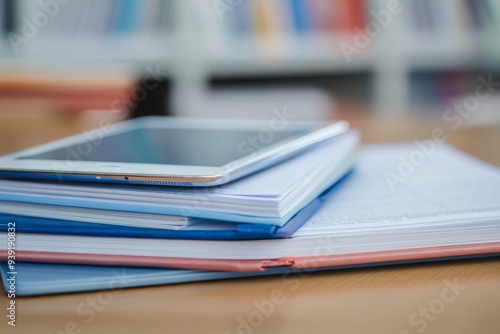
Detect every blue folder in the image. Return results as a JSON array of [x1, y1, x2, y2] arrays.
[[0, 167, 353, 226], [0, 173, 350, 240], [0, 261, 288, 296]]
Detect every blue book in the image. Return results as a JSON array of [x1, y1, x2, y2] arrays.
[[0, 176, 347, 240], [289, 0, 309, 33], [114, 0, 139, 33]]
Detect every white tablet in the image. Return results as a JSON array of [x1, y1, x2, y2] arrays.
[[0, 117, 350, 186]]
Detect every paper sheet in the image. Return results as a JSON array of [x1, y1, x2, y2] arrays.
[[295, 143, 500, 236]]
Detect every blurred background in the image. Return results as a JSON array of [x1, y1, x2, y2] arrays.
[[0, 0, 499, 157]]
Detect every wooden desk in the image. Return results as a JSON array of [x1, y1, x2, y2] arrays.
[[1, 113, 499, 334]]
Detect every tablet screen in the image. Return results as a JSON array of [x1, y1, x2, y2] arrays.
[[21, 127, 304, 167]]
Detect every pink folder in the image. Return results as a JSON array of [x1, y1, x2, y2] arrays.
[[4, 242, 500, 272]]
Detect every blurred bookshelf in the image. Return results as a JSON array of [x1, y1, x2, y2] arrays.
[[0, 0, 174, 63], [0, 0, 499, 117]]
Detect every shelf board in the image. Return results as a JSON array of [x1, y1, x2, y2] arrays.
[[16, 33, 173, 64], [206, 56, 374, 78], [202, 33, 376, 77]]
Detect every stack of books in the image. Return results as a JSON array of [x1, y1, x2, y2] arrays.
[[1, 124, 500, 296]]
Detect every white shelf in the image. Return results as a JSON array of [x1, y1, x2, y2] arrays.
[[202, 32, 376, 77], [20, 34, 173, 63]]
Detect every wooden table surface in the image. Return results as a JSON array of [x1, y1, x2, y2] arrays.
[[1, 111, 499, 334]]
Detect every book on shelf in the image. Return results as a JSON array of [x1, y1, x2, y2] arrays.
[[1, 142, 499, 272], [16, 0, 172, 38], [8, 0, 173, 61], [0, 0, 4, 35], [3, 0, 500, 59]]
